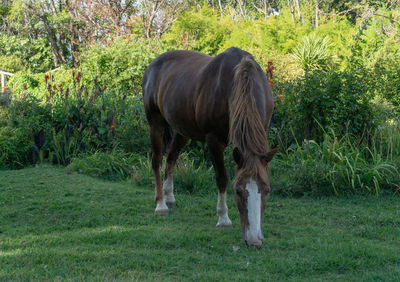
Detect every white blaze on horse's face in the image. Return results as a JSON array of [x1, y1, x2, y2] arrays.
[[234, 178, 266, 248], [244, 179, 262, 247]]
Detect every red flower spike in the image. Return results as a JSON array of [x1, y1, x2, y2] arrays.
[[269, 78, 274, 87]]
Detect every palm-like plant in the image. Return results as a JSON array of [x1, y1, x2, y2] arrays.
[[292, 34, 335, 72]]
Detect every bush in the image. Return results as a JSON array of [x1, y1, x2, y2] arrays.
[[272, 69, 374, 148], [272, 127, 400, 196], [81, 36, 163, 95], [69, 150, 140, 181], [173, 153, 216, 195], [0, 127, 33, 169], [1, 71, 149, 169], [291, 34, 337, 71], [163, 5, 232, 55]]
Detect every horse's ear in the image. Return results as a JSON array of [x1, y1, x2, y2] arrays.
[[233, 147, 244, 168], [262, 147, 278, 165]]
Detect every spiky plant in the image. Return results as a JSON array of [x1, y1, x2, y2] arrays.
[[291, 34, 336, 72]]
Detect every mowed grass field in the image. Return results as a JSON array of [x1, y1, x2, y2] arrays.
[[1, 166, 400, 281]]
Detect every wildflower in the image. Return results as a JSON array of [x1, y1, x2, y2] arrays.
[[65, 88, 69, 98], [72, 70, 75, 76], [269, 78, 274, 87], [111, 124, 115, 130], [58, 84, 62, 88], [53, 85, 56, 90], [45, 75, 50, 82]]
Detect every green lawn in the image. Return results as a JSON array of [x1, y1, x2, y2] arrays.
[[1, 166, 399, 281]]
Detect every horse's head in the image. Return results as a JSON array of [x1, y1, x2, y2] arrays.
[[232, 147, 277, 248]]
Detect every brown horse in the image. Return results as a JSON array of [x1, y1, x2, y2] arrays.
[[142, 47, 277, 247]]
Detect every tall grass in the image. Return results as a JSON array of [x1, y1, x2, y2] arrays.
[[272, 122, 400, 196]]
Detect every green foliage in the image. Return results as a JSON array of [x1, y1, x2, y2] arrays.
[[273, 126, 400, 196], [164, 5, 232, 55], [273, 69, 374, 147], [0, 34, 52, 72], [81, 37, 164, 94], [0, 127, 32, 169], [7, 72, 40, 96], [0, 55, 24, 72], [367, 48, 400, 108], [291, 34, 337, 71], [69, 150, 140, 181], [1, 71, 148, 168], [173, 153, 216, 195], [115, 96, 149, 154]]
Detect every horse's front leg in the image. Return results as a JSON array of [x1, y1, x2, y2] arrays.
[[206, 135, 232, 228]]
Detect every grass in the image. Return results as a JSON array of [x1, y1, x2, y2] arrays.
[[1, 166, 400, 281]]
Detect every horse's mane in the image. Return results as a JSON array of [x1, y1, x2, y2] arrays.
[[229, 56, 269, 156]]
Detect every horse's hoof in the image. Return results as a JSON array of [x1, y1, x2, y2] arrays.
[[155, 202, 168, 215], [155, 208, 169, 215], [216, 222, 233, 228], [166, 201, 176, 208]]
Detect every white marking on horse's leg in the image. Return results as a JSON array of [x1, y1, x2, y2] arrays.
[[155, 198, 168, 215], [163, 176, 175, 207], [245, 179, 262, 245], [216, 191, 232, 227]]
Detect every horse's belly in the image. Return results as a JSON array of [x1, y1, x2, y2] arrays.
[[163, 109, 206, 141]]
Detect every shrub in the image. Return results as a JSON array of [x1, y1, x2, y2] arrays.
[[69, 150, 141, 181], [291, 34, 337, 71], [173, 153, 216, 195], [81, 36, 163, 95], [272, 69, 374, 148], [164, 5, 232, 55], [0, 127, 33, 169], [272, 127, 400, 196]]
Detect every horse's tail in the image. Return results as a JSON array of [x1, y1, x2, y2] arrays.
[[229, 56, 268, 155]]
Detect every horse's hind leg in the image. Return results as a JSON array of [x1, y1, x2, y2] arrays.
[[150, 124, 168, 215], [163, 133, 188, 208], [206, 134, 232, 228]]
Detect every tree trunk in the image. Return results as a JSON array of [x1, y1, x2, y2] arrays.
[[294, 0, 303, 24], [40, 14, 66, 66], [288, 0, 295, 22], [315, 0, 319, 27], [218, 0, 223, 17], [264, 0, 268, 19]]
